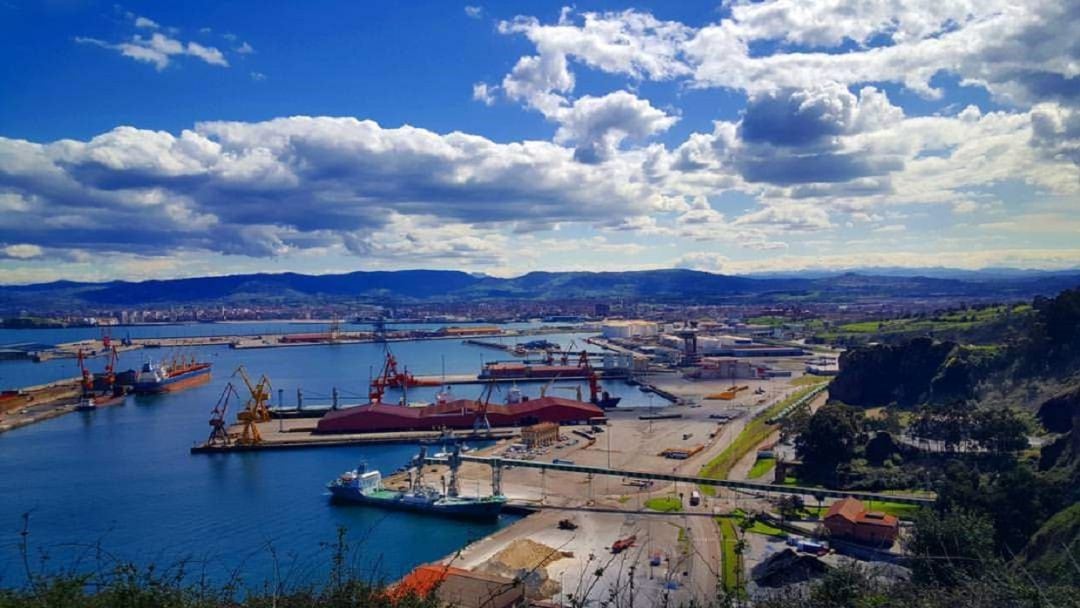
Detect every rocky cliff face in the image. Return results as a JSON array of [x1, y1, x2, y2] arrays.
[[828, 338, 967, 407]]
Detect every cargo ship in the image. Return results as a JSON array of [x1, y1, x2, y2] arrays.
[[327, 447, 506, 519], [480, 361, 591, 380], [132, 357, 212, 394]]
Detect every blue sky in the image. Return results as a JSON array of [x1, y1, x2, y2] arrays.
[[0, 0, 1077, 283]]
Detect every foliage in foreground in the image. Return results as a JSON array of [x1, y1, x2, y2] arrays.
[[1, 525, 438, 608], [0, 572, 435, 608], [752, 560, 1080, 608]]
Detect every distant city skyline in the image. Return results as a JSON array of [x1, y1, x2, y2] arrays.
[[0, 1, 1077, 284]]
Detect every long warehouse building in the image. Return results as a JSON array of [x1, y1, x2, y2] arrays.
[[315, 396, 604, 434]]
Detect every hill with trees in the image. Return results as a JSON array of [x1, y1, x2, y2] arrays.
[[2, 269, 1078, 312], [783, 287, 1080, 602]]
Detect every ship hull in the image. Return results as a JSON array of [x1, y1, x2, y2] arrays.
[[593, 396, 622, 409], [328, 486, 505, 519], [133, 366, 212, 394], [75, 393, 126, 411]]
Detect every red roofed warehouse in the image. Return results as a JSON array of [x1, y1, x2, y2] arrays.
[[823, 497, 899, 546], [316, 396, 604, 434]]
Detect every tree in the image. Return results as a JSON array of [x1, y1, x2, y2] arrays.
[[864, 431, 900, 466], [795, 403, 861, 475], [912, 400, 975, 452], [971, 408, 1029, 454], [906, 509, 998, 587], [779, 400, 811, 441], [777, 495, 805, 523]]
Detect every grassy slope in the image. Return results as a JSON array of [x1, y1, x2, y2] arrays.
[[747, 457, 776, 479], [644, 495, 683, 512], [806, 500, 921, 521], [698, 381, 827, 495], [717, 517, 742, 593], [1015, 502, 1080, 584], [814, 303, 1031, 343]]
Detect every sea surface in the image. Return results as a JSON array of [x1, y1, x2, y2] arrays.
[[0, 324, 654, 589]]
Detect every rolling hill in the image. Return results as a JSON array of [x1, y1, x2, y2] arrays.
[[1, 268, 1078, 311]]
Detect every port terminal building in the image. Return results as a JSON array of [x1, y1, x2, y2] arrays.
[[315, 397, 604, 434]]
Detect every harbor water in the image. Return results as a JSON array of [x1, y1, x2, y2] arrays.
[[0, 323, 652, 588]]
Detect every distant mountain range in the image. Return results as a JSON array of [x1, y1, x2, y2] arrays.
[[2, 268, 1079, 312]]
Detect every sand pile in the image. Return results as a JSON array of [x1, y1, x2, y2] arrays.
[[478, 538, 570, 599], [492, 538, 567, 570]]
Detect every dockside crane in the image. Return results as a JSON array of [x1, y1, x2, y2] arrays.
[[232, 366, 272, 445], [103, 345, 120, 395], [233, 366, 272, 423], [207, 383, 240, 447], [76, 349, 94, 397], [474, 383, 494, 432]]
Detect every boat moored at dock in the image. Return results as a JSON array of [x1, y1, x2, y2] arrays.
[[132, 357, 212, 394], [327, 446, 506, 519]]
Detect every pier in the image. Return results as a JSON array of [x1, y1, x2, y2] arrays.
[[0, 377, 83, 433], [189, 427, 521, 453]]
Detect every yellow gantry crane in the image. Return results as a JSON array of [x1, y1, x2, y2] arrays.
[[232, 366, 273, 445]]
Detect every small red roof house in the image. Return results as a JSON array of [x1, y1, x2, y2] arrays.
[[823, 498, 899, 546], [394, 564, 524, 608]]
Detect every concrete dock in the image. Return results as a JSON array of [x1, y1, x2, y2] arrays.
[[189, 422, 521, 453], [0, 377, 83, 433]]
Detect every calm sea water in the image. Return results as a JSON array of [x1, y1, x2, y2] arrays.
[[0, 325, 646, 589]]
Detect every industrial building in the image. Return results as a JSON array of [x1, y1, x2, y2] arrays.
[[805, 358, 840, 376], [660, 333, 804, 359], [521, 421, 559, 448], [438, 325, 502, 336], [600, 320, 659, 339], [823, 498, 899, 546], [686, 357, 769, 380], [315, 396, 604, 434]]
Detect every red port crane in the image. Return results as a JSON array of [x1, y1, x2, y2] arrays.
[[76, 349, 94, 396], [370, 347, 441, 396]]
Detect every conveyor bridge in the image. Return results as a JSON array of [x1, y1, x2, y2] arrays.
[[423, 454, 934, 506]]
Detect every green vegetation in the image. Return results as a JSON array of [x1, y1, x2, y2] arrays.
[[716, 516, 743, 594], [745, 518, 786, 537], [806, 500, 922, 521], [1014, 502, 1080, 584], [811, 302, 1033, 345], [747, 456, 776, 479], [746, 315, 787, 326], [752, 560, 1079, 608], [0, 526, 438, 608], [0, 573, 436, 608], [754, 289, 1080, 606], [699, 383, 826, 494], [644, 495, 682, 512], [788, 374, 829, 386]]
